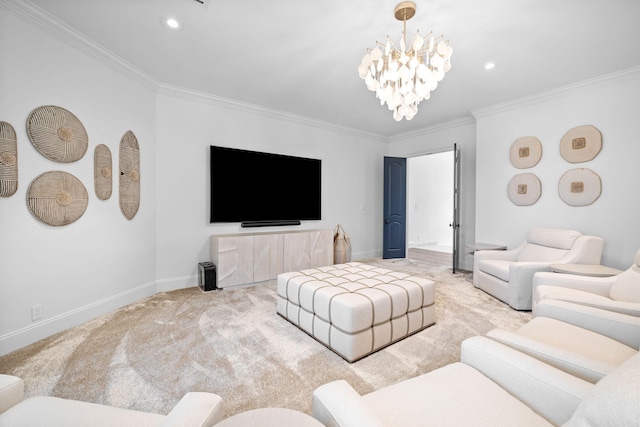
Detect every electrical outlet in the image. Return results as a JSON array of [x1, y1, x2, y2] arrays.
[[31, 304, 42, 321]]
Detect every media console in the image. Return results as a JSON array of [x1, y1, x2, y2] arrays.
[[210, 229, 333, 289]]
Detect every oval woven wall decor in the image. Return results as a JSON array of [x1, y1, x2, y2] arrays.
[[26, 105, 88, 163], [507, 173, 541, 206], [119, 130, 140, 220], [0, 121, 18, 197], [509, 136, 542, 169], [558, 168, 601, 206], [26, 171, 88, 226], [560, 125, 602, 163], [94, 144, 112, 200]]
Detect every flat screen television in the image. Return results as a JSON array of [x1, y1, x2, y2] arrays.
[[209, 146, 321, 226]]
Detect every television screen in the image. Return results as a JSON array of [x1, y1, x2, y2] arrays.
[[209, 146, 321, 225]]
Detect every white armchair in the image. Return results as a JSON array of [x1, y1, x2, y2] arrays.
[[0, 374, 224, 427], [532, 248, 640, 316], [473, 227, 604, 310], [486, 316, 637, 383], [312, 335, 640, 427]]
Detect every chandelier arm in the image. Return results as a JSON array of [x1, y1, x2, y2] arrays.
[[385, 36, 402, 55]]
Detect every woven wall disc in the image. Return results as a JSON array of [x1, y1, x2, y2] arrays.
[[0, 121, 18, 197], [509, 136, 542, 169], [26, 171, 88, 226], [94, 144, 112, 200], [119, 130, 140, 220], [560, 125, 602, 163], [507, 173, 541, 206], [26, 105, 88, 163], [558, 168, 601, 206]]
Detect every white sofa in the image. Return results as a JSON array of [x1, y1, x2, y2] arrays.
[[532, 248, 640, 316], [312, 336, 640, 427], [0, 374, 224, 427], [473, 227, 604, 310]]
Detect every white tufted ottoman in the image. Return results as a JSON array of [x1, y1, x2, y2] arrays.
[[276, 262, 436, 362]]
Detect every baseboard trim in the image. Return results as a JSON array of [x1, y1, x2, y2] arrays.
[[0, 281, 157, 356]]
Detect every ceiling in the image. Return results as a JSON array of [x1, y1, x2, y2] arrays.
[[20, 0, 640, 138]]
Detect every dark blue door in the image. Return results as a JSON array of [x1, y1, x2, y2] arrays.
[[383, 157, 406, 259]]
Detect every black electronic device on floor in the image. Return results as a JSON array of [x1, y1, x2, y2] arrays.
[[198, 262, 217, 291]]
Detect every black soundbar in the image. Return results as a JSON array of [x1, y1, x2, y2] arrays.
[[241, 220, 301, 228]]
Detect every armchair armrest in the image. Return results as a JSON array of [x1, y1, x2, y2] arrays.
[[533, 272, 614, 298], [558, 235, 604, 265], [485, 329, 616, 383], [535, 300, 640, 349], [0, 375, 24, 415], [161, 392, 223, 427], [543, 294, 640, 317], [461, 336, 592, 426], [508, 262, 554, 310], [312, 380, 386, 427], [473, 245, 520, 287]]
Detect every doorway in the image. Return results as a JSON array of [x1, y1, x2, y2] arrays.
[[406, 150, 454, 266]]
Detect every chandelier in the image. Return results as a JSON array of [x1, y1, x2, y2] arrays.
[[358, 2, 453, 121]]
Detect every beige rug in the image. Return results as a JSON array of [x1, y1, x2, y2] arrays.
[[0, 258, 531, 418]]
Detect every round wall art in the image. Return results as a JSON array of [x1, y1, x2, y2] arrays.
[[0, 121, 18, 197], [508, 173, 541, 206], [558, 168, 601, 206], [94, 144, 112, 200], [509, 136, 542, 169], [560, 125, 602, 163], [26, 105, 88, 163], [27, 171, 88, 226]]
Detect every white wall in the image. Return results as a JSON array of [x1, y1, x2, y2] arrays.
[[407, 152, 454, 248], [0, 9, 158, 354], [0, 5, 390, 356], [473, 69, 640, 269], [154, 92, 389, 290], [389, 119, 477, 270]]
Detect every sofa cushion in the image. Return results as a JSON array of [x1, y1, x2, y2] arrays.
[[501, 317, 636, 382], [609, 265, 640, 303], [526, 228, 581, 250], [478, 259, 511, 281], [565, 353, 640, 426], [361, 362, 553, 426]]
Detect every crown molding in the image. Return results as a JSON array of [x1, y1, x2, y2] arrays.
[[472, 66, 640, 120], [1, 0, 159, 92], [2, 0, 388, 143], [156, 83, 389, 142], [389, 116, 476, 143]]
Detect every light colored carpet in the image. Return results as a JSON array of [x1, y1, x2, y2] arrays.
[[0, 258, 531, 418]]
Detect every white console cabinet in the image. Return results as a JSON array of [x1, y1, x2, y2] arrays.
[[211, 229, 333, 289]]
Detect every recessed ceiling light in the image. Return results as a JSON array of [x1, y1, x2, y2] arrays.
[[484, 62, 496, 70], [162, 16, 183, 30]]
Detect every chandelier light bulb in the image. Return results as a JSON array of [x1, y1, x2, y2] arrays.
[[359, 2, 452, 121]]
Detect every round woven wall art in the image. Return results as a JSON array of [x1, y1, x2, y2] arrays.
[[558, 168, 601, 206], [26, 171, 88, 226], [560, 125, 602, 163], [26, 105, 88, 163], [508, 173, 541, 206], [509, 136, 542, 169], [119, 130, 140, 220], [94, 144, 112, 200], [0, 121, 18, 197]]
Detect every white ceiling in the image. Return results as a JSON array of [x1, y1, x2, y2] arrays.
[[20, 0, 640, 137]]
